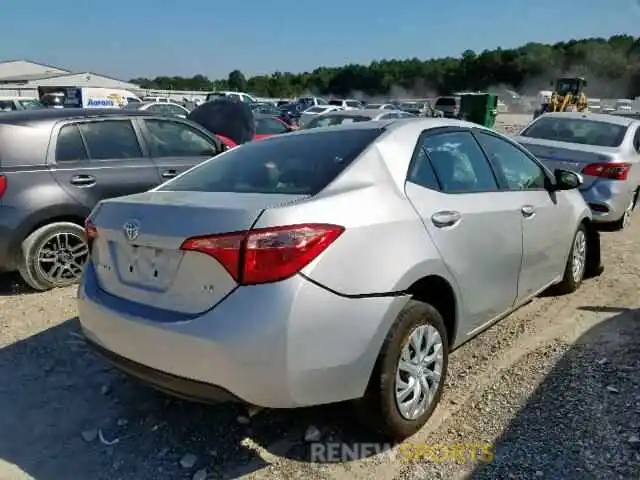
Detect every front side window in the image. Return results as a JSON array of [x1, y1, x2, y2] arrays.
[[56, 125, 89, 162], [158, 128, 383, 196], [78, 120, 142, 160], [475, 131, 547, 190], [418, 131, 498, 193], [145, 119, 218, 157]]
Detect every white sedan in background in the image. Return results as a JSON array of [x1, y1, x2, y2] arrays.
[[298, 105, 343, 127]]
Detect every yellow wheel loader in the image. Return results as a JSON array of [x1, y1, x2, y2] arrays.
[[533, 77, 588, 118]]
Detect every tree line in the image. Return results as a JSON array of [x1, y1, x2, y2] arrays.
[[129, 35, 640, 98]]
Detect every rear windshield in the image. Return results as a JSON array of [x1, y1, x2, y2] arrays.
[[613, 112, 640, 120], [159, 128, 383, 196], [520, 117, 628, 147], [306, 115, 372, 129], [435, 97, 456, 106]]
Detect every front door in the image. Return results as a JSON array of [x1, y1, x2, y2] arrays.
[[404, 128, 523, 334], [139, 118, 221, 182], [473, 130, 571, 301], [49, 119, 161, 209]]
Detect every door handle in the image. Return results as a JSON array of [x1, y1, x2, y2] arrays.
[[431, 210, 461, 228], [521, 205, 535, 217], [161, 169, 177, 179], [70, 174, 95, 186]]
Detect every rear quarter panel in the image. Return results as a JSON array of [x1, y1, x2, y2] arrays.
[[252, 132, 460, 297]]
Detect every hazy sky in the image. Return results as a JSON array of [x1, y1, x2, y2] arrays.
[[2, 0, 638, 80]]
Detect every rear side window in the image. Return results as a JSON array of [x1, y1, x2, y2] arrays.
[[329, 100, 343, 106], [78, 120, 142, 160], [56, 125, 89, 162], [417, 131, 498, 193], [159, 128, 383, 195]]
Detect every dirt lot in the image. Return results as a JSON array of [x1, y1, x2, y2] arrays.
[[1, 116, 639, 479]]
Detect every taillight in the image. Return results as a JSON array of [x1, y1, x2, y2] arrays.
[[84, 218, 98, 242], [0, 175, 6, 199], [581, 162, 631, 180], [180, 224, 344, 285]]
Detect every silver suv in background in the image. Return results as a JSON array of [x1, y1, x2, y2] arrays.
[[79, 118, 602, 439]]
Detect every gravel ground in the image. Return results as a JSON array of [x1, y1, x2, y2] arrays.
[[1, 116, 639, 480]]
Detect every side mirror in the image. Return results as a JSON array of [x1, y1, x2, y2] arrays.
[[552, 169, 582, 190]]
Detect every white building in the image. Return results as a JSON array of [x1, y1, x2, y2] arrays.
[[0, 60, 141, 97]]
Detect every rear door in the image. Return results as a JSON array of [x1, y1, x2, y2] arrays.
[[404, 128, 522, 334], [48, 119, 162, 209], [139, 117, 220, 181], [474, 130, 571, 301]]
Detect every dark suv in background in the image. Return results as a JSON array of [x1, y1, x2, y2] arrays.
[[0, 108, 221, 291], [433, 96, 461, 118]]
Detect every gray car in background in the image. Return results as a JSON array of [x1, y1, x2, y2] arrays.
[[514, 112, 640, 230], [79, 118, 600, 440], [0, 108, 222, 290]]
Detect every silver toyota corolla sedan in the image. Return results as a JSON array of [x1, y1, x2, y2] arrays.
[[78, 118, 602, 440], [514, 112, 640, 230]]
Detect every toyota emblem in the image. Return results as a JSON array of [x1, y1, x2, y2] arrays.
[[123, 220, 141, 242]]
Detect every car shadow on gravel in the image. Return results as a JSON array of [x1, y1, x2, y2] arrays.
[[470, 307, 640, 479], [0, 317, 386, 480], [0, 272, 37, 296]]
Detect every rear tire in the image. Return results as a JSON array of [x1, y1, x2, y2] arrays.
[[17, 222, 89, 291], [553, 224, 587, 295], [356, 300, 449, 441]]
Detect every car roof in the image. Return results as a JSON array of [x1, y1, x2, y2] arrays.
[[139, 101, 184, 107], [318, 108, 397, 118], [253, 113, 281, 118], [535, 112, 638, 126], [0, 108, 153, 126], [293, 117, 478, 136]]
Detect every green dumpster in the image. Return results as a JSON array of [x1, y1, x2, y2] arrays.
[[458, 93, 498, 128]]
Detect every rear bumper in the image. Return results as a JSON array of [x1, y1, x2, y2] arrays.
[[581, 181, 636, 223], [0, 205, 25, 272], [86, 338, 242, 404], [78, 264, 408, 408]]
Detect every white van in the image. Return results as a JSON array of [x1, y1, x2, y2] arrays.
[[38, 87, 141, 108], [205, 91, 257, 104]]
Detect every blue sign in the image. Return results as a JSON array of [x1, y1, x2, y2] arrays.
[[87, 98, 115, 107]]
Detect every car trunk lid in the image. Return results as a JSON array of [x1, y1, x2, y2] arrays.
[[90, 190, 305, 315], [514, 137, 619, 189]]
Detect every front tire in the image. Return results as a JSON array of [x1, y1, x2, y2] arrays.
[[357, 300, 449, 440], [553, 224, 587, 295], [17, 222, 89, 291], [610, 189, 638, 231]]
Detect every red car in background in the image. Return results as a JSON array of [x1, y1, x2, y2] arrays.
[[216, 114, 294, 148]]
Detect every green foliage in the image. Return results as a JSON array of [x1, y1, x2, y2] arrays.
[[130, 35, 640, 98]]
